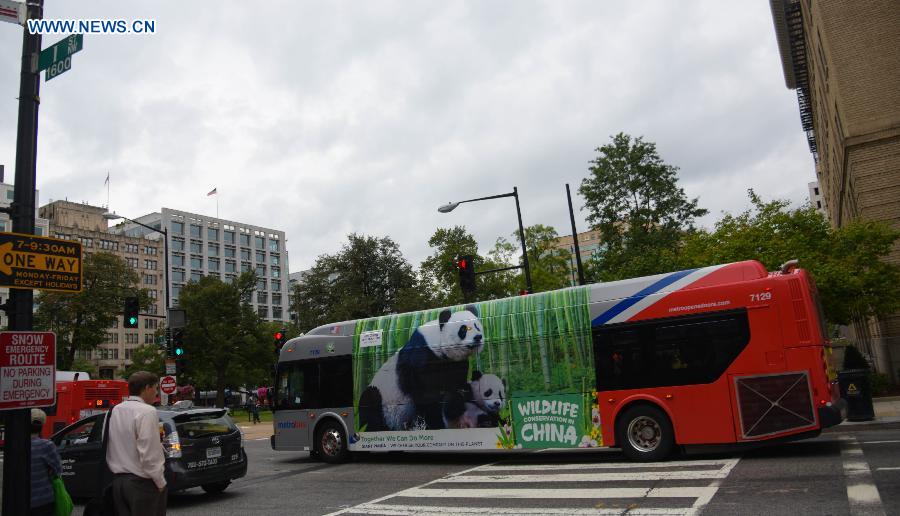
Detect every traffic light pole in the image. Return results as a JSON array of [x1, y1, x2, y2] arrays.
[[3, 2, 44, 514]]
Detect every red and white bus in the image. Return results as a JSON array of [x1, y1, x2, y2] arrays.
[[271, 260, 844, 462], [42, 379, 129, 437]]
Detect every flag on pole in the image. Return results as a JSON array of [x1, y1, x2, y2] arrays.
[[104, 172, 109, 185], [207, 188, 217, 196]]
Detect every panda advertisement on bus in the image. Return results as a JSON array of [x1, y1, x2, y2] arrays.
[[351, 292, 598, 452]]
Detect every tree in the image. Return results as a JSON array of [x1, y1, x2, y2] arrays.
[[495, 224, 573, 293], [291, 234, 425, 332], [177, 272, 271, 407], [678, 191, 900, 326], [34, 252, 148, 370], [120, 344, 166, 379], [579, 133, 707, 281]]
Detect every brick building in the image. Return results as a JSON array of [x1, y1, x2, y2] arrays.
[[770, 0, 900, 374]]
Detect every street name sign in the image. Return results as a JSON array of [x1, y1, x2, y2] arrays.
[[0, 232, 82, 292], [160, 375, 177, 395], [38, 34, 83, 81], [0, 0, 25, 25], [0, 331, 55, 410]]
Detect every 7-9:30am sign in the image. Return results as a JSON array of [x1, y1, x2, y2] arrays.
[[0, 232, 81, 292]]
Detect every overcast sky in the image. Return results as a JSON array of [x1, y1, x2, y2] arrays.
[[0, 1, 815, 273]]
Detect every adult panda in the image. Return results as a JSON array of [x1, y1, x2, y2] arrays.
[[358, 306, 484, 431]]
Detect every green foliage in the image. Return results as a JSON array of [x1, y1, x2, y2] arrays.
[[842, 345, 871, 371], [120, 344, 166, 379], [69, 357, 98, 379], [493, 224, 573, 293], [178, 272, 271, 406], [34, 252, 148, 370], [292, 234, 426, 332], [679, 191, 900, 325], [869, 372, 891, 397], [579, 133, 707, 281]]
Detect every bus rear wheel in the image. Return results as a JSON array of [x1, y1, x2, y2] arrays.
[[616, 405, 674, 462], [315, 420, 349, 464]]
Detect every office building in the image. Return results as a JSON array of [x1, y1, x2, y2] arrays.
[[550, 229, 604, 286], [807, 181, 826, 216], [770, 0, 900, 375]]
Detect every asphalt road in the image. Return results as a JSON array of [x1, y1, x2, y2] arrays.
[[26, 424, 900, 515]]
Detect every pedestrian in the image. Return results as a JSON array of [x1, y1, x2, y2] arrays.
[[30, 408, 63, 516], [246, 395, 254, 423], [251, 397, 260, 424], [106, 371, 168, 516]]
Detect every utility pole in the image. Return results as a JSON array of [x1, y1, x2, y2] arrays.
[[2, 1, 44, 514]]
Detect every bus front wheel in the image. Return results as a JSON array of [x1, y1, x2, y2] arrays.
[[616, 405, 674, 462], [315, 420, 349, 464]]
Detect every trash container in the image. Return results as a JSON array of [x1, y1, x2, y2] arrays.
[[838, 368, 875, 421]]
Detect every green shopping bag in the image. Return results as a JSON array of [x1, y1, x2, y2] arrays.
[[52, 476, 73, 516]]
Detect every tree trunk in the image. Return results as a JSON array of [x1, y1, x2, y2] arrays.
[[216, 368, 227, 408]]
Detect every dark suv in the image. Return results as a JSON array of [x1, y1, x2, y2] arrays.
[[52, 402, 247, 498]]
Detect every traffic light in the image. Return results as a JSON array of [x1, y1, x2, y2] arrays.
[[274, 329, 287, 352], [124, 296, 139, 328], [170, 328, 185, 359], [457, 255, 476, 296]]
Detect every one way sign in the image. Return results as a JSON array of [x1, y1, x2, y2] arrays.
[[0, 232, 82, 292]]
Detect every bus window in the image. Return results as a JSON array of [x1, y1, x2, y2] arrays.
[[595, 309, 750, 391], [319, 357, 352, 408], [276, 361, 320, 410]]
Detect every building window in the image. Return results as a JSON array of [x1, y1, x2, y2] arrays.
[[173, 270, 185, 282], [271, 267, 280, 279], [269, 239, 279, 252], [189, 241, 201, 254], [125, 257, 139, 268], [257, 292, 267, 304], [241, 262, 251, 272], [256, 250, 265, 263], [208, 243, 219, 257], [208, 258, 220, 272], [817, 201, 822, 209], [225, 261, 236, 273], [171, 239, 184, 252], [255, 235, 265, 249], [172, 254, 184, 267], [257, 306, 268, 318], [224, 246, 235, 258], [207, 227, 219, 241], [273, 307, 283, 320], [224, 231, 235, 244], [223, 275, 234, 284], [271, 281, 281, 292], [190, 257, 202, 269], [814, 187, 820, 196], [272, 294, 282, 306], [171, 221, 184, 235], [126, 243, 139, 253], [143, 335, 154, 344], [190, 271, 202, 282], [240, 249, 251, 260], [79, 237, 93, 248], [270, 255, 279, 266], [144, 259, 157, 270], [172, 285, 181, 298], [143, 274, 157, 285], [144, 246, 158, 255], [148, 290, 158, 299], [257, 278, 266, 291], [190, 224, 201, 238], [256, 264, 266, 276], [240, 234, 250, 246], [144, 318, 158, 329]]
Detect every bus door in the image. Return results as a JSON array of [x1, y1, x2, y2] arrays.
[[273, 359, 319, 451]]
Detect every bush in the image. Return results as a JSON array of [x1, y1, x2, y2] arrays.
[[842, 345, 870, 370]]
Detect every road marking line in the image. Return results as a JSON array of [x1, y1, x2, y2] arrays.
[[860, 440, 900, 445], [348, 504, 691, 515], [442, 470, 725, 481], [479, 458, 735, 471], [394, 486, 718, 499], [876, 467, 900, 471], [840, 435, 886, 516]]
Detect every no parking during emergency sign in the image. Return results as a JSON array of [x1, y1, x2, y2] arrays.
[[0, 331, 55, 410]]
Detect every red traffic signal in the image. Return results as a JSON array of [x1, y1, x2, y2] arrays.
[[274, 331, 283, 341], [456, 255, 476, 296], [274, 329, 287, 351]]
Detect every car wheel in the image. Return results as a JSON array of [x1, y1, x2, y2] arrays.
[[315, 420, 349, 464], [616, 404, 674, 462], [201, 481, 230, 494]]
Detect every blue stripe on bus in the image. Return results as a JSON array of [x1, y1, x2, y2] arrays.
[[591, 268, 698, 326]]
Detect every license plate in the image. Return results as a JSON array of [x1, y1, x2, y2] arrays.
[[206, 446, 221, 459]]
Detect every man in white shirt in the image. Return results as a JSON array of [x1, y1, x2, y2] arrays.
[[107, 371, 167, 515]]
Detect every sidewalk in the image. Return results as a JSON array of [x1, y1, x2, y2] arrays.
[[836, 396, 900, 428], [238, 422, 274, 440]]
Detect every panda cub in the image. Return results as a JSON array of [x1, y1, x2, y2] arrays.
[[446, 371, 506, 429], [358, 306, 484, 431]]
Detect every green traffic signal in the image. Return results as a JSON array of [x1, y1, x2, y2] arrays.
[[128, 316, 137, 325], [175, 347, 184, 356]]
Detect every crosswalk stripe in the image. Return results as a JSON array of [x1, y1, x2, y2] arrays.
[[395, 486, 718, 499], [347, 503, 693, 515], [478, 459, 735, 471], [442, 470, 725, 481]]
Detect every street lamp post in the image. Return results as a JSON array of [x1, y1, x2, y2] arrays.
[[438, 186, 533, 294], [104, 212, 170, 312]]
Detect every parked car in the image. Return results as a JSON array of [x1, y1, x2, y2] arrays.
[[51, 402, 247, 498]]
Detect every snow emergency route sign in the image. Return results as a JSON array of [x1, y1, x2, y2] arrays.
[[0, 331, 56, 410], [0, 232, 82, 293]]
